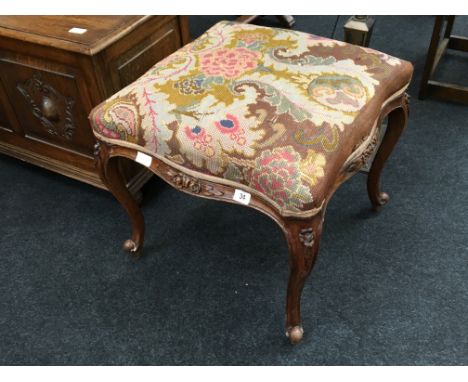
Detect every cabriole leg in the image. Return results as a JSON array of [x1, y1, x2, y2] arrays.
[[367, 94, 409, 211], [95, 142, 145, 258], [283, 213, 324, 344]]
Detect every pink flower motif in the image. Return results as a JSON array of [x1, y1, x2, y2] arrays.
[[94, 110, 120, 139], [93, 103, 137, 141], [245, 146, 313, 210], [184, 125, 215, 157], [185, 125, 206, 140], [214, 113, 239, 133], [199, 48, 260, 79], [214, 114, 246, 146]]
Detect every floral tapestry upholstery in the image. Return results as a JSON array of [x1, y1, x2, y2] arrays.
[[90, 21, 413, 215]]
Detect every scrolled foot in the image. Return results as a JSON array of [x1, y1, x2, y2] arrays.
[[372, 191, 390, 212], [286, 325, 304, 344], [123, 239, 141, 258]]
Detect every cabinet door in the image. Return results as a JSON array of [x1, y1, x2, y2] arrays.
[[102, 16, 183, 93], [0, 58, 95, 156]]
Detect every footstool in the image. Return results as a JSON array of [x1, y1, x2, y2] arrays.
[[90, 21, 413, 344]]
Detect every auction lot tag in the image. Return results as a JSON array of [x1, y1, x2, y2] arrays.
[[135, 152, 152, 167], [233, 189, 251, 205]]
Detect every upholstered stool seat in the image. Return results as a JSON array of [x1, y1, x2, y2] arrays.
[[90, 21, 412, 344]]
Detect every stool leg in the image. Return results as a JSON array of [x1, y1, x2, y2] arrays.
[[367, 94, 409, 211], [96, 142, 145, 258], [284, 213, 324, 344], [275, 15, 296, 28]]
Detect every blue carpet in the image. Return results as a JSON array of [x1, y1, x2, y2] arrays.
[[0, 16, 467, 365]]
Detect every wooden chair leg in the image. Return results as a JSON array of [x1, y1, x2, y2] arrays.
[[284, 213, 324, 344], [367, 94, 409, 211], [418, 16, 444, 99], [276, 15, 295, 28], [95, 142, 145, 258]]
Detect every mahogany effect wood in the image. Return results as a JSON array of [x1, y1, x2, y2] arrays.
[[95, 92, 410, 344], [0, 16, 190, 196], [368, 95, 409, 211]]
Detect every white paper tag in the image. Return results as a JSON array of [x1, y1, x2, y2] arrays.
[[233, 189, 251, 205], [135, 152, 152, 167], [68, 27, 88, 34]]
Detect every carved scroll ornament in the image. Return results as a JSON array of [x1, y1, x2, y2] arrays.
[[165, 168, 225, 198], [16, 73, 75, 140], [345, 129, 380, 173], [299, 227, 314, 248]]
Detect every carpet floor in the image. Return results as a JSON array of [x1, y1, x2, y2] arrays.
[[0, 16, 467, 365]]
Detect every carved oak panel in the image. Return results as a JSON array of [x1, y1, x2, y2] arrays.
[[114, 18, 182, 88], [0, 58, 95, 155], [16, 73, 76, 140], [0, 16, 190, 195]]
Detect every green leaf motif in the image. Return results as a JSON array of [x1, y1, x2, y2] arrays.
[[269, 48, 336, 66], [254, 64, 272, 73], [247, 41, 263, 51], [201, 75, 225, 87]]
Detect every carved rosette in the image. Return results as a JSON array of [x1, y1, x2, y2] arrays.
[[346, 129, 380, 173], [166, 168, 225, 197], [170, 171, 202, 194], [16, 73, 75, 140], [93, 141, 101, 157], [299, 228, 314, 248], [403, 93, 410, 113]]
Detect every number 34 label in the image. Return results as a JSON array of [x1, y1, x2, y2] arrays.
[[233, 189, 251, 205]]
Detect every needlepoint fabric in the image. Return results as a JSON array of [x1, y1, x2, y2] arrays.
[[90, 21, 413, 214]]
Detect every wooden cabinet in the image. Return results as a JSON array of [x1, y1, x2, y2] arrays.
[[0, 16, 190, 196]]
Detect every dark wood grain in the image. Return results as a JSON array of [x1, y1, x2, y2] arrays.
[[0, 16, 149, 55], [95, 142, 145, 258], [419, 16, 468, 105], [0, 15, 190, 196], [368, 94, 409, 211]]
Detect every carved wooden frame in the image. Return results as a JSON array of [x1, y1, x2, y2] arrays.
[[94, 92, 409, 344]]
